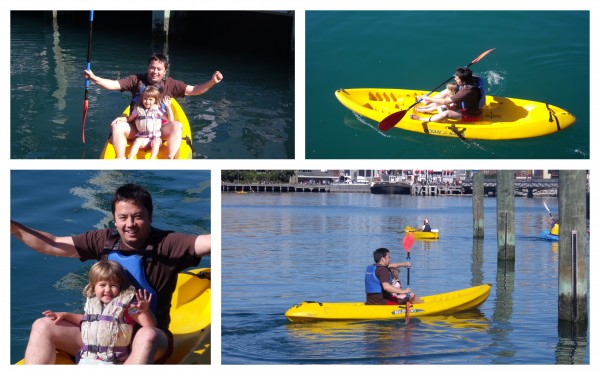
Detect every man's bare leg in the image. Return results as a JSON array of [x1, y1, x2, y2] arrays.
[[124, 327, 169, 364], [161, 121, 183, 159], [24, 318, 82, 364], [111, 120, 134, 159]]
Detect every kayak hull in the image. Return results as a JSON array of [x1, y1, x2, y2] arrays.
[[405, 226, 439, 239], [335, 88, 575, 140], [16, 268, 210, 364], [285, 284, 492, 322], [540, 230, 559, 241], [100, 98, 193, 159]]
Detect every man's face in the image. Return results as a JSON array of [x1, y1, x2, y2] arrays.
[[114, 200, 152, 250], [381, 253, 391, 266], [147, 60, 167, 85]]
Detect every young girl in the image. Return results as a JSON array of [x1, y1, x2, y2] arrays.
[[387, 267, 423, 304], [42, 260, 155, 364], [415, 82, 459, 114], [113, 86, 174, 159]]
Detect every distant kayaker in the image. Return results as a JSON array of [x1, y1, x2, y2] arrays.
[[84, 53, 223, 159], [365, 248, 422, 305], [422, 218, 432, 232], [410, 67, 483, 123], [10, 183, 211, 364], [549, 217, 560, 236], [41, 260, 156, 364]]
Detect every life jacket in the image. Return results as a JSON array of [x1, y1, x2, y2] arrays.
[[101, 228, 172, 314], [79, 285, 137, 363], [550, 223, 559, 236], [365, 264, 392, 294], [423, 223, 432, 232], [135, 106, 164, 138], [459, 75, 486, 111]]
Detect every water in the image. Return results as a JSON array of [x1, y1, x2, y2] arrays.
[[305, 11, 589, 159], [10, 11, 294, 159], [10, 170, 211, 364], [221, 192, 589, 364]]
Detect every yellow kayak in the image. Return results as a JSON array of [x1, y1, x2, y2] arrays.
[[285, 284, 491, 322], [335, 88, 575, 140], [16, 267, 210, 364], [405, 226, 439, 240], [100, 98, 193, 159]]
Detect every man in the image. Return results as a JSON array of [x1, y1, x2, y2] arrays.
[[11, 183, 211, 364], [365, 248, 422, 305], [84, 53, 223, 159], [410, 67, 483, 123]]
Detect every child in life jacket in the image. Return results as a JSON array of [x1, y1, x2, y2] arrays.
[[42, 260, 156, 364], [387, 267, 424, 304], [115, 86, 173, 159], [415, 82, 459, 114]]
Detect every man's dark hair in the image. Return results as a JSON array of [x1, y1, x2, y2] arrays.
[[148, 53, 169, 71], [455, 67, 474, 84], [111, 183, 153, 218], [373, 248, 390, 263]]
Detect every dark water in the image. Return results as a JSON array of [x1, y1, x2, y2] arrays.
[[221, 192, 589, 364], [10, 170, 211, 364], [10, 11, 295, 159], [306, 11, 589, 159]]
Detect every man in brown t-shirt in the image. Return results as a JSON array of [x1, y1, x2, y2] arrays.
[[10, 183, 211, 364], [365, 247, 415, 305], [84, 53, 223, 159]]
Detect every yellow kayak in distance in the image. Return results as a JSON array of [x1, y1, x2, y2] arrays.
[[335, 88, 575, 140], [15, 267, 210, 365], [285, 284, 491, 322], [405, 226, 439, 240], [100, 98, 193, 159]]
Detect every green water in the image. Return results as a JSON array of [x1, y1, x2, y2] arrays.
[[306, 11, 589, 159]]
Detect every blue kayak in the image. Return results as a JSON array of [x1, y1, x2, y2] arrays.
[[540, 230, 559, 241]]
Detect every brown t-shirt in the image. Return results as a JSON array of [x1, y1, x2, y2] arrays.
[[366, 265, 392, 305], [117, 74, 189, 104], [72, 228, 200, 331], [450, 85, 482, 116]]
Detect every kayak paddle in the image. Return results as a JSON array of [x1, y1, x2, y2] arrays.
[[402, 232, 415, 322], [543, 201, 554, 219], [81, 10, 94, 143], [378, 48, 496, 132]]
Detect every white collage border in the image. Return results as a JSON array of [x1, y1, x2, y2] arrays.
[[1, 0, 596, 373]]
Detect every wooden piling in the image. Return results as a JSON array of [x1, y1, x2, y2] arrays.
[[496, 170, 515, 261], [473, 171, 484, 238], [558, 170, 588, 323]]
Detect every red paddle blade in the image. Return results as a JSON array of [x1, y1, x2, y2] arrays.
[[471, 48, 495, 64], [403, 232, 415, 251], [81, 100, 88, 143], [378, 110, 407, 131]]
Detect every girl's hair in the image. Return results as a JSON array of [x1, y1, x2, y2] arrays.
[[390, 267, 400, 279], [447, 82, 458, 94], [141, 86, 161, 103], [82, 260, 130, 298]]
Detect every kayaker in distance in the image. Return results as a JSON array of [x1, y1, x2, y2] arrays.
[[84, 53, 223, 159], [549, 217, 560, 236], [365, 248, 423, 305], [42, 260, 156, 364], [10, 183, 211, 364], [422, 218, 432, 232], [410, 67, 483, 123], [414, 82, 459, 114]]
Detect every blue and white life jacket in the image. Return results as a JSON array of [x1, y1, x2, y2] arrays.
[[135, 106, 164, 138], [79, 286, 136, 363], [101, 229, 172, 314], [365, 264, 392, 293]]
